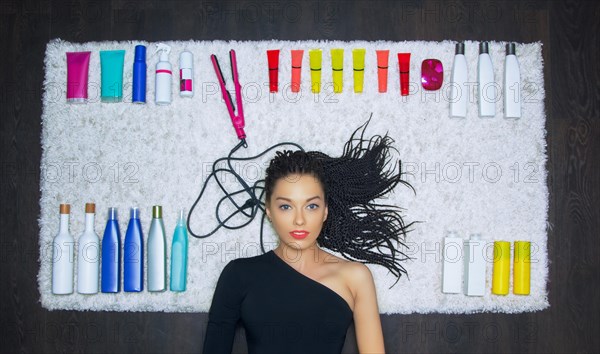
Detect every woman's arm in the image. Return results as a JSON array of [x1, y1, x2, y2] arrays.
[[350, 263, 386, 354], [202, 260, 243, 354]]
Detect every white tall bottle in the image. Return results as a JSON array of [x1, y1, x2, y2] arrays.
[[148, 205, 167, 292], [449, 42, 468, 118], [77, 203, 100, 294], [52, 204, 74, 294], [442, 231, 463, 294], [477, 42, 496, 117], [504, 42, 521, 118], [464, 234, 486, 296], [155, 43, 172, 105]]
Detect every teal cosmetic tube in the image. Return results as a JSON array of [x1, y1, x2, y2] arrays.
[[100, 50, 125, 102]]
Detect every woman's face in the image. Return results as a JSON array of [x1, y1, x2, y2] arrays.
[[266, 173, 328, 250]]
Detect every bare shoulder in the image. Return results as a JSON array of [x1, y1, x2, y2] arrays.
[[344, 261, 372, 278], [338, 260, 375, 299]]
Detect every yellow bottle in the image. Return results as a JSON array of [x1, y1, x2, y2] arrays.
[[513, 241, 531, 295], [352, 49, 366, 93], [309, 49, 322, 94], [331, 48, 344, 93], [492, 241, 510, 295]]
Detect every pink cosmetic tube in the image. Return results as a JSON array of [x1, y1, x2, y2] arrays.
[[66, 51, 91, 103]]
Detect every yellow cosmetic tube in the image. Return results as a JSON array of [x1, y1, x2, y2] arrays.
[[309, 49, 322, 94], [513, 241, 531, 295], [331, 48, 344, 93], [352, 49, 366, 93], [492, 241, 510, 295]]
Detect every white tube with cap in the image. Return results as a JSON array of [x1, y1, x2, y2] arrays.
[[464, 234, 486, 296], [478, 42, 496, 117], [442, 231, 463, 294], [504, 42, 521, 118], [449, 42, 468, 118]]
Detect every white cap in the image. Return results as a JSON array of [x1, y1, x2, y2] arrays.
[[179, 51, 193, 69]]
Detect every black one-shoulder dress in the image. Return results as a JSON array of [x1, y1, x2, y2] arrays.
[[202, 250, 354, 354]]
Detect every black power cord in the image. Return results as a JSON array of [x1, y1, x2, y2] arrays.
[[187, 138, 304, 253]]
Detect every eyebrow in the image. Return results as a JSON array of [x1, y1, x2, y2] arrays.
[[275, 196, 322, 203]]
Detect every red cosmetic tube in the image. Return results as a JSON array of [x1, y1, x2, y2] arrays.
[[267, 50, 280, 93], [291, 50, 304, 93], [66, 51, 91, 103], [397, 53, 411, 96], [376, 50, 389, 93]]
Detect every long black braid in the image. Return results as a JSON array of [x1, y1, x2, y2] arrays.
[[264, 119, 417, 288]]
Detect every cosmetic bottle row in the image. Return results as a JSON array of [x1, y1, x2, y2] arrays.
[[51, 204, 189, 295], [449, 41, 521, 119], [441, 232, 530, 296], [67, 41, 521, 118], [67, 43, 192, 105]]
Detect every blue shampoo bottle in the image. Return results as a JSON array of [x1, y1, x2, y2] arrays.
[[124, 207, 144, 292], [170, 208, 188, 291], [132, 45, 147, 103], [101, 207, 121, 293]]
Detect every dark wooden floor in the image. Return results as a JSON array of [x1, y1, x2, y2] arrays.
[[1, 0, 598, 353]]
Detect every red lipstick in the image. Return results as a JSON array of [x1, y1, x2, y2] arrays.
[[290, 230, 309, 239]]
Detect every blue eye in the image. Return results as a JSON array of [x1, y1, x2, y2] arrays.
[[307, 204, 319, 210], [279, 205, 291, 210]]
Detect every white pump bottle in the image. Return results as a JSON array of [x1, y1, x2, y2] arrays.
[[155, 43, 172, 105]]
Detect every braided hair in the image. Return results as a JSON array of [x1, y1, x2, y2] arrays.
[[264, 119, 416, 288]]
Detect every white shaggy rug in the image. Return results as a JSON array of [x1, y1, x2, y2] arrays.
[[39, 39, 549, 313]]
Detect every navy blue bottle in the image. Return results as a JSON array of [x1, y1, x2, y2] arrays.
[[101, 207, 121, 293], [124, 207, 144, 292], [132, 45, 147, 103]]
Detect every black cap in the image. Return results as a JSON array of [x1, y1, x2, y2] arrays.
[[506, 42, 516, 55], [455, 42, 465, 55], [479, 42, 489, 54]]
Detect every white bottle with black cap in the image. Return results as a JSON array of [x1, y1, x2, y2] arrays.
[[179, 50, 194, 97], [449, 42, 468, 118], [504, 42, 521, 118], [155, 43, 172, 105], [477, 41, 496, 117]]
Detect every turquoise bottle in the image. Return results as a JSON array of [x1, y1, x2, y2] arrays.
[[170, 208, 188, 291], [124, 207, 143, 292]]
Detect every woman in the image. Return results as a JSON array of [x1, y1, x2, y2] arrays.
[[202, 123, 414, 354]]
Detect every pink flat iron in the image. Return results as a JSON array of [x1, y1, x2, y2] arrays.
[[211, 50, 247, 142]]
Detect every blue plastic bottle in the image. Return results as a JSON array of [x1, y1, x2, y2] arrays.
[[101, 207, 121, 293], [170, 208, 188, 291], [132, 45, 147, 103], [124, 207, 144, 292]]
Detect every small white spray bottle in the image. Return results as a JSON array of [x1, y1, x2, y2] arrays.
[[155, 43, 172, 105], [504, 42, 521, 118]]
